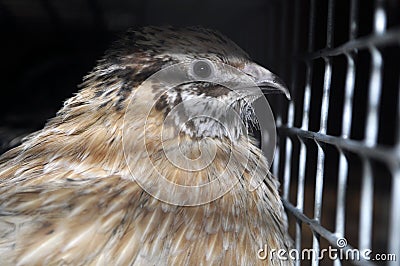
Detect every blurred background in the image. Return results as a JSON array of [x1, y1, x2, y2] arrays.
[[0, 0, 399, 265]]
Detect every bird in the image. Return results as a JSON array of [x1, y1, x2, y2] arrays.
[[0, 26, 293, 265]]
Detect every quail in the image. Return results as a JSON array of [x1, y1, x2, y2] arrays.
[[0, 26, 293, 265]]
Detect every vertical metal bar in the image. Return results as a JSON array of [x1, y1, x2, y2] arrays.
[[326, 0, 335, 49], [373, 0, 386, 35], [396, 80, 400, 151], [272, 119, 281, 183], [299, 1, 316, 264], [312, 145, 324, 265], [302, 65, 312, 131], [312, 1, 334, 264], [302, 0, 316, 129], [282, 138, 292, 201], [312, 59, 332, 264], [341, 54, 356, 139], [364, 47, 383, 147], [349, 0, 359, 40], [296, 139, 306, 265], [335, 152, 348, 234], [334, 145, 345, 264], [272, 0, 283, 181], [302, 0, 316, 130], [359, 159, 374, 251], [273, 3, 282, 179], [388, 79, 400, 266], [313, 59, 332, 218], [272, 140, 280, 180], [319, 60, 332, 135], [359, 0, 386, 252], [334, 54, 356, 266], [307, 0, 316, 53], [388, 169, 400, 266], [283, 0, 300, 200], [334, 3, 358, 265], [283, 98, 294, 200], [273, 0, 288, 185], [298, 57, 311, 261], [364, 0, 385, 147]]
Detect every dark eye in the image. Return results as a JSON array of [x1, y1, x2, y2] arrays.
[[192, 60, 213, 79]]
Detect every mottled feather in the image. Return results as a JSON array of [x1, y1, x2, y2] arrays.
[[0, 26, 292, 265]]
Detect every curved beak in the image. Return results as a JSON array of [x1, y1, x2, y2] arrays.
[[242, 63, 291, 100]]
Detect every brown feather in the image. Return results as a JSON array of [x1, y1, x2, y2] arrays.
[[0, 26, 292, 265]]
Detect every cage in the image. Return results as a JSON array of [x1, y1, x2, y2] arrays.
[[0, 0, 399, 265], [269, 1, 400, 265]]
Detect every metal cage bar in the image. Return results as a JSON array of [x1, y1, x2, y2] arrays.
[[334, 1, 358, 253], [388, 61, 400, 265], [389, 168, 400, 266], [275, 0, 400, 265], [334, 0, 358, 252]]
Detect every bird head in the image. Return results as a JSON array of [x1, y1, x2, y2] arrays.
[[68, 26, 289, 142]]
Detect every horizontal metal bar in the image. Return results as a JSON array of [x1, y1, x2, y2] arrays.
[[283, 200, 376, 266], [300, 28, 400, 61], [278, 126, 400, 168]]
